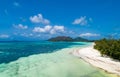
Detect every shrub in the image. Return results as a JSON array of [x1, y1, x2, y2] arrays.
[[94, 39, 120, 61]]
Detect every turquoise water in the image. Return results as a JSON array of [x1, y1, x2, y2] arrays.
[[0, 41, 117, 77], [0, 41, 86, 63]]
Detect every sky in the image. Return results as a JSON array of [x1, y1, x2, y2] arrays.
[[0, 0, 120, 40]]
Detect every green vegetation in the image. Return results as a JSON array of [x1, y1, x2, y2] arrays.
[[94, 39, 120, 61]]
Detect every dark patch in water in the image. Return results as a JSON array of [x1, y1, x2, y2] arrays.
[[0, 41, 85, 63]]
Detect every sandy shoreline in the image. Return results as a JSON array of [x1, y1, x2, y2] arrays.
[[72, 44, 120, 76]]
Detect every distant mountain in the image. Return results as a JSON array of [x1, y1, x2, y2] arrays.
[[48, 36, 92, 42], [48, 36, 73, 42]]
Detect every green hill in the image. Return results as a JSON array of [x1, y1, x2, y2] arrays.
[[48, 36, 91, 42]]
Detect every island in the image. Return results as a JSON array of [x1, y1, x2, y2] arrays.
[[48, 36, 92, 42]]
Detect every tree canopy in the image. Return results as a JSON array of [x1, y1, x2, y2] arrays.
[[94, 39, 120, 61]]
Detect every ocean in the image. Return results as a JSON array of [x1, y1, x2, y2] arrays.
[[0, 41, 117, 77]]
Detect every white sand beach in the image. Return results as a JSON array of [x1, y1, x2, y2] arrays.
[[72, 44, 120, 76]]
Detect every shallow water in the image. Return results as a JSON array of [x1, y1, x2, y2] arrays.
[[0, 41, 86, 63], [0, 42, 118, 77], [0, 42, 116, 77]]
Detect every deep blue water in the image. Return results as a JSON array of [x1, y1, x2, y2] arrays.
[[0, 41, 86, 64]]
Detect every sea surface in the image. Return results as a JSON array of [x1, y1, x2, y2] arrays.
[[0, 41, 118, 77]]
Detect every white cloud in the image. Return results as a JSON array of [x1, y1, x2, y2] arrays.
[[79, 33, 100, 37], [13, 2, 20, 7], [72, 16, 87, 25], [13, 24, 28, 29], [50, 25, 64, 34], [33, 25, 65, 34], [53, 25, 64, 32], [30, 14, 50, 24], [72, 16, 92, 26], [33, 25, 52, 33], [0, 34, 9, 38], [45, 25, 52, 31]]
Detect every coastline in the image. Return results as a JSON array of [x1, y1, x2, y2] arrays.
[[0, 42, 119, 77], [72, 43, 120, 76]]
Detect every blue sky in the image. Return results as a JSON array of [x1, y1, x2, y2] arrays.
[[0, 0, 120, 40]]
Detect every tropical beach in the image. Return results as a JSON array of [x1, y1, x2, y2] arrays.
[[72, 43, 120, 77], [0, 42, 119, 77], [0, 0, 120, 77]]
